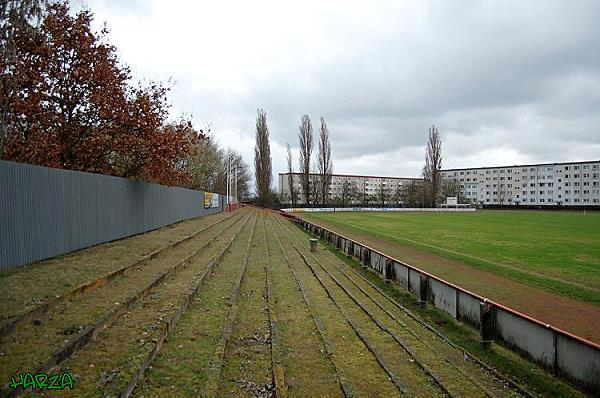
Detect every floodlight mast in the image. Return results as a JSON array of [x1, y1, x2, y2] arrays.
[[226, 157, 230, 211]]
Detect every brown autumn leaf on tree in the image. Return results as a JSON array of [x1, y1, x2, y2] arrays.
[[0, 2, 205, 186]]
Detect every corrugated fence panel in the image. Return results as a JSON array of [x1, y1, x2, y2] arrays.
[[0, 161, 222, 271]]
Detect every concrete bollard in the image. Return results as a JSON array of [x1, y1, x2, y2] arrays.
[[480, 300, 494, 348], [309, 239, 318, 253]]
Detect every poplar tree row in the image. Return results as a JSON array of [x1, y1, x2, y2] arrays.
[[290, 114, 333, 206]]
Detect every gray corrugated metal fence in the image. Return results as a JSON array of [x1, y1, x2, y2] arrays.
[[0, 160, 223, 271]]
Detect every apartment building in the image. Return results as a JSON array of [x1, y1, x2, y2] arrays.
[[278, 172, 420, 205], [441, 160, 600, 206]]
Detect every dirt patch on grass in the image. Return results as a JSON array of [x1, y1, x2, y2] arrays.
[[298, 215, 600, 344]]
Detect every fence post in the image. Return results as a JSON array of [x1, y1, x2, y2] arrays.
[[385, 258, 394, 283], [348, 241, 354, 256], [480, 301, 494, 347], [362, 248, 370, 269], [419, 275, 428, 306]]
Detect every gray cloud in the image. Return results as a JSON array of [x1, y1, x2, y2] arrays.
[[84, 0, 600, 187]]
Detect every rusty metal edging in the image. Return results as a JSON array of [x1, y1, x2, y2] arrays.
[[279, 211, 600, 352]]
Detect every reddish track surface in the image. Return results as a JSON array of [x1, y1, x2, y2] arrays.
[[298, 214, 600, 345]]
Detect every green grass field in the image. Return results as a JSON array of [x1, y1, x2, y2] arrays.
[[302, 210, 600, 305]]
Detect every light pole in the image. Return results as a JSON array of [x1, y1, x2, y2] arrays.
[[226, 157, 231, 211]]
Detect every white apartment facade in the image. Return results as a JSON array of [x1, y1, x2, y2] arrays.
[[278, 172, 420, 205], [441, 160, 600, 206]]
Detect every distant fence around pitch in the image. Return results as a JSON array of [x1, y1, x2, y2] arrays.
[[0, 160, 224, 271], [281, 207, 476, 213], [281, 211, 600, 396]]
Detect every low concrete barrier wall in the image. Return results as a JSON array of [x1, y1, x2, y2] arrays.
[[495, 307, 555, 369], [287, 212, 600, 396], [430, 279, 457, 319], [457, 291, 481, 328]]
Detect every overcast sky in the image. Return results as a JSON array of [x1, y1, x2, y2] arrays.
[[74, 0, 600, 188]]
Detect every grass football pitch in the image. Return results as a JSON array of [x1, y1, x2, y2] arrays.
[[301, 210, 600, 305]]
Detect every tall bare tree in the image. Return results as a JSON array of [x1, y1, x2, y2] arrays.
[[188, 136, 223, 191], [441, 178, 466, 204], [226, 148, 251, 199], [298, 114, 313, 204], [285, 142, 296, 206], [254, 108, 272, 204], [340, 179, 358, 207], [401, 180, 426, 208], [422, 125, 443, 207], [317, 117, 333, 205]]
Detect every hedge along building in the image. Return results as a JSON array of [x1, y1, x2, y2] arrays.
[[278, 172, 421, 206], [441, 159, 600, 206]]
